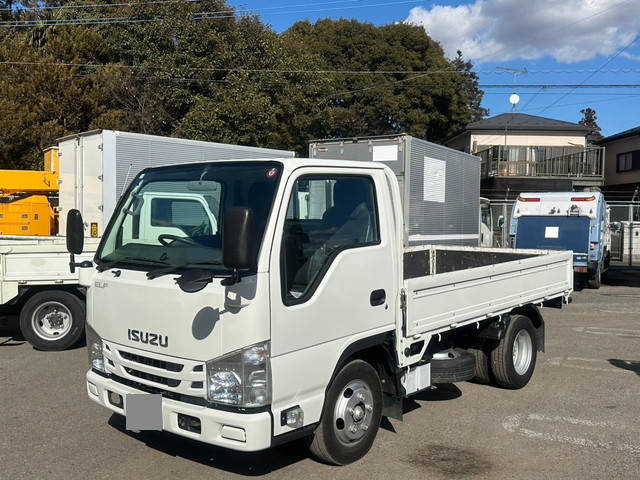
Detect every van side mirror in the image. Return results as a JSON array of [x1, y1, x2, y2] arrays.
[[497, 215, 505, 228], [222, 207, 256, 285]]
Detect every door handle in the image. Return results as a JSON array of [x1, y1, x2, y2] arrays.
[[370, 289, 386, 307]]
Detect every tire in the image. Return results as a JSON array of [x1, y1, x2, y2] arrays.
[[307, 360, 383, 465], [490, 315, 537, 389], [588, 265, 602, 289], [430, 348, 476, 383], [19, 290, 86, 351], [468, 340, 493, 384]]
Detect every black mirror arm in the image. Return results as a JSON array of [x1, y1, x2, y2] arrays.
[[220, 268, 242, 286], [69, 253, 93, 274]]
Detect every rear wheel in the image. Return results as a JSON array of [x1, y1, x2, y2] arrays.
[[490, 315, 537, 389], [307, 360, 382, 465], [588, 265, 602, 289], [19, 290, 85, 351]]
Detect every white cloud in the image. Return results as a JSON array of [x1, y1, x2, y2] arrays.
[[406, 0, 640, 63]]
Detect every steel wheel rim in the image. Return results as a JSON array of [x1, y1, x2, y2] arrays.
[[31, 301, 72, 340], [333, 380, 374, 445], [512, 329, 533, 375]]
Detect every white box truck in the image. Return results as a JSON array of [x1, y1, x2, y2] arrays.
[[0, 130, 293, 350], [309, 135, 482, 246], [67, 157, 573, 465]]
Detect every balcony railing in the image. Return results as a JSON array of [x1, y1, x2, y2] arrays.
[[477, 145, 605, 179]]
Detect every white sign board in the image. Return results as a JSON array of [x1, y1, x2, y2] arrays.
[[372, 145, 398, 162], [545, 226, 559, 239], [423, 156, 446, 203]]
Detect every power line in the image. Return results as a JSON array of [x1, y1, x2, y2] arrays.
[[539, 34, 640, 114], [0, 0, 201, 11], [0, 0, 423, 27]]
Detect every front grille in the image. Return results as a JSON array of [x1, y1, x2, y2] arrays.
[[120, 350, 183, 372], [110, 374, 208, 406], [124, 367, 180, 387]]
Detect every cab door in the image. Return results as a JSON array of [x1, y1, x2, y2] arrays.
[[268, 167, 396, 434]]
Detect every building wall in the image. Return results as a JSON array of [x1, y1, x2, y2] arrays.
[[447, 130, 587, 152], [602, 135, 640, 187], [471, 131, 587, 151]]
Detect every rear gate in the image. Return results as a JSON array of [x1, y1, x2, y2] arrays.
[[515, 216, 590, 254]]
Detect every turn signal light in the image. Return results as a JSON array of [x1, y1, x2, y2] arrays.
[[570, 196, 596, 202], [518, 197, 540, 202]]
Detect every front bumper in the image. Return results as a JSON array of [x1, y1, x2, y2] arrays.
[[86, 369, 272, 452]]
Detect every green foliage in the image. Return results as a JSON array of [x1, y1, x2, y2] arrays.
[[0, 1, 485, 167], [579, 107, 603, 141]]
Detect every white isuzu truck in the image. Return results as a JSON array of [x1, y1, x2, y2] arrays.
[[68, 158, 573, 465]]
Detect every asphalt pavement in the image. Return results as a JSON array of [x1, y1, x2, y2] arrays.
[[1, 269, 639, 479]]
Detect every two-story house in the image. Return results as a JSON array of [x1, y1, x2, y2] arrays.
[[446, 113, 605, 200], [597, 126, 640, 196]]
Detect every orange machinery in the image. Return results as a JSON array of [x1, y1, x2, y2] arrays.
[[0, 147, 59, 236]]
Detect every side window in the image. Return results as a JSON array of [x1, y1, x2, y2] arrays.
[[281, 175, 380, 304]]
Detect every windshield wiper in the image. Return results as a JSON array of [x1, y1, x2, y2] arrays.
[[97, 257, 167, 273], [146, 262, 222, 280]]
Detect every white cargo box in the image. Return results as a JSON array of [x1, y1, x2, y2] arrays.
[[58, 130, 294, 237]]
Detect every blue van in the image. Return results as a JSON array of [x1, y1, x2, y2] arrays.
[[510, 192, 610, 288]]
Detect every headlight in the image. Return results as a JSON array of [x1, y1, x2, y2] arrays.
[[206, 341, 271, 407], [86, 323, 105, 373]]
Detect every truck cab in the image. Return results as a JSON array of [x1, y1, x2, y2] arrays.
[[510, 192, 610, 288]]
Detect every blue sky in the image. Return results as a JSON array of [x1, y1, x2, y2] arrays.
[[229, 0, 640, 137]]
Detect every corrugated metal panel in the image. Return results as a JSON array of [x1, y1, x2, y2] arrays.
[[113, 133, 292, 198]]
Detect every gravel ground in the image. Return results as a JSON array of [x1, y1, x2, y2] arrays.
[[1, 269, 639, 479]]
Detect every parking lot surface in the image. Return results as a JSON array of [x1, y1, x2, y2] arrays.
[[2, 270, 639, 479]]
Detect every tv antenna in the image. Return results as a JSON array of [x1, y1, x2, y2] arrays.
[[497, 67, 528, 111]]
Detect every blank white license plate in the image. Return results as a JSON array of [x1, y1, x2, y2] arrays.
[[126, 394, 162, 431]]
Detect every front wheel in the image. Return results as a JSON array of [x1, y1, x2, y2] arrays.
[[490, 315, 537, 389], [307, 360, 383, 465], [19, 290, 86, 351]]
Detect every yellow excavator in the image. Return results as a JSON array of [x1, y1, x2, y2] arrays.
[[0, 147, 59, 236]]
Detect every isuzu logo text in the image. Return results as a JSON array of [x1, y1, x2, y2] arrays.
[[127, 329, 168, 348]]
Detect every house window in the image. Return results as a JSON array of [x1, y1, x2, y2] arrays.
[[617, 151, 639, 172]]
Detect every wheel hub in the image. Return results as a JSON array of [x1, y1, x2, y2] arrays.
[[31, 301, 73, 340], [333, 380, 374, 444], [512, 329, 533, 375]]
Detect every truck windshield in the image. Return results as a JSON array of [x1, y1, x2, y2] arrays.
[[95, 162, 282, 273]]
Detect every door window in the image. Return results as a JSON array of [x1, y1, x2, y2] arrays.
[[281, 175, 380, 304]]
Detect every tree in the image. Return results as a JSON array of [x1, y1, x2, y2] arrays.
[[451, 50, 488, 122], [579, 107, 603, 141], [284, 19, 485, 144]]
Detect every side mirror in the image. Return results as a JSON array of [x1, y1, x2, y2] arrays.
[[497, 215, 505, 228], [222, 207, 256, 285], [67, 209, 85, 255], [66, 209, 85, 273]]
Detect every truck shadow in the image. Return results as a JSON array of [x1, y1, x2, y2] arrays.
[[107, 414, 311, 475], [402, 384, 462, 415], [604, 269, 640, 288], [608, 359, 640, 376]]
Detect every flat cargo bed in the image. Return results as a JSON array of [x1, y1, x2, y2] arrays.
[[402, 245, 573, 338], [0, 235, 99, 304]]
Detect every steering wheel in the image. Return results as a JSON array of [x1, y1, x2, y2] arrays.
[[158, 234, 198, 247]]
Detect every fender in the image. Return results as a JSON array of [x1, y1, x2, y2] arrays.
[[325, 330, 403, 420]]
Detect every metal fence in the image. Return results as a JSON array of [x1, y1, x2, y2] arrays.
[[608, 201, 640, 268]]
